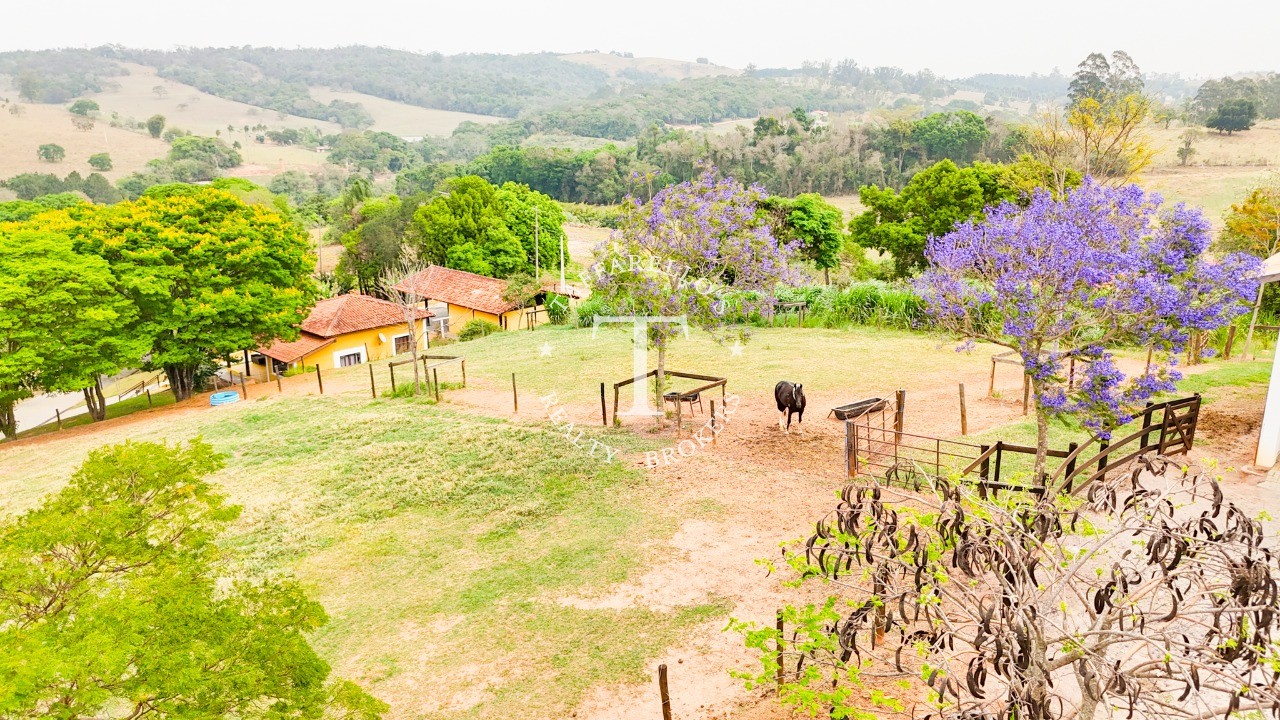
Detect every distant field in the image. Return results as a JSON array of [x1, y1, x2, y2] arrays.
[[0, 99, 168, 180], [560, 52, 738, 80], [521, 132, 620, 151], [0, 62, 337, 179], [87, 63, 343, 139], [308, 87, 504, 137], [1141, 119, 1278, 227], [1148, 119, 1280, 168]]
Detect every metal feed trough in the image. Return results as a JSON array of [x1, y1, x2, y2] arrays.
[[828, 397, 886, 421]]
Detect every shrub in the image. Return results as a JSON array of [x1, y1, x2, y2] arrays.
[[87, 152, 112, 171], [546, 294, 571, 325], [574, 295, 614, 327], [36, 144, 65, 162], [458, 319, 501, 341]]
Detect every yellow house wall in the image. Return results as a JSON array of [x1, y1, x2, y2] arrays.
[[442, 303, 546, 332], [251, 320, 424, 382], [300, 321, 428, 370]]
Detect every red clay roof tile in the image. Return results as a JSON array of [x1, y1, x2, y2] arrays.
[[394, 265, 519, 316]]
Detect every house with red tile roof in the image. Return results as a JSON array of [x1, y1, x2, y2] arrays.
[[394, 265, 548, 334], [250, 292, 432, 380]]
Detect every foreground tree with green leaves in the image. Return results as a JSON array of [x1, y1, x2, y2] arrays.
[[60, 184, 317, 400], [0, 439, 385, 718], [0, 228, 140, 437]]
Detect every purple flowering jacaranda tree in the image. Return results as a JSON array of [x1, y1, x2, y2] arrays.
[[589, 169, 801, 417], [917, 179, 1259, 482]]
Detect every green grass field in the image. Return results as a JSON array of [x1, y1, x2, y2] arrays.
[[0, 393, 719, 719]]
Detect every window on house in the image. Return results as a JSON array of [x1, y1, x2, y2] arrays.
[[337, 351, 363, 367], [394, 334, 411, 354]]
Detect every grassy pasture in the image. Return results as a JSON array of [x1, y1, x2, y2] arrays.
[[0, 99, 169, 181], [308, 87, 504, 137], [0, 391, 720, 719]]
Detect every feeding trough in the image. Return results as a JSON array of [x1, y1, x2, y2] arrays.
[[828, 397, 886, 421], [210, 391, 240, 407]]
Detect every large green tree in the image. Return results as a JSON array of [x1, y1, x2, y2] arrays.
[[911, 110, 989, 164], [1206, 99, 1259, 135], [0, 228, 138, 438], [496, 181, 566, 276], [0, 438, 386, 719], [409, 175, 524, 278], [65, 185, 317, 400], [849, 160, 1017, 277], [760, 193, 844, 283]]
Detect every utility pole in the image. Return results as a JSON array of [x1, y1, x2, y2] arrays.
[[534, 206, 540, 281], [559, 231, 566, 294]]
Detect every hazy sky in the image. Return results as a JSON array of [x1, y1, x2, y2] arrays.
[[3, 0, 1276, 78]]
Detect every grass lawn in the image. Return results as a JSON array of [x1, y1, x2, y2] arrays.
[[448, 322, 1008, 407], [0, 394, 716, 719]]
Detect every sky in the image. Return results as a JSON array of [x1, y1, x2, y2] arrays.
[[2, 0, 1276, 79]]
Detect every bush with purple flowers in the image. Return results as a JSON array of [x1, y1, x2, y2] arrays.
[[917, 178, 1259, 478]]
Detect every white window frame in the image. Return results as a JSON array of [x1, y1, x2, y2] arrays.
[[333, 347, 367, 368], [391, 332, 412, 355]]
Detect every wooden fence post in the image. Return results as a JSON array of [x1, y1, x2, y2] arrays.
[[276, 372, 282, 394], [958, 383, 968, 436], [893, 389, 906, 443], [461, 359, 467, 387], [55, 408, 62, 430], [676, 392, 683, 438], [368, 363, 377, 398], [775, 609, 785, 688], [710, 399, 717, 446], [511, 373, 518, 413], [146, 389, 153, 408], [600, 383, 607, 426], [988, 357, 996, 398], [240, 375, 248, 400], [315, 366, 324, 395], [433, 369, 440, 402], [613, 385, 620, 427], [1063, 441, 1079, 493], [658, 664, 673, 720], [389, 364, 397, 393]]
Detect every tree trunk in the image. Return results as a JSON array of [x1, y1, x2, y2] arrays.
[[164, 364, 198, 402], [410, 330, 421, 396], [1032, 375, 1050, 486], [824, 267, 830, 285], [83, 376, 107, 422], [0, 400, 15, 440], [1244, 283, 1266, 361]]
